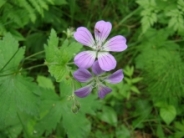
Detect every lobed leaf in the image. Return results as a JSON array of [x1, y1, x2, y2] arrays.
[[0, 33, 39, 130], [45, 29, 82, 82]]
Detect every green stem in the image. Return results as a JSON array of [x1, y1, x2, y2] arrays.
[[19, 51, 45, 70], [116, 7, 141, 27], [25, 64, 46, 70], [24, 50, 44, 60], [0, 64, 46, 77], [0, 71, 20, 77]]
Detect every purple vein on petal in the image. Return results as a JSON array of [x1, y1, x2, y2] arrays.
[[73, 69, 92, 82], [103, 35, 127, 52], [98, 85, 112, 99], [106, 69, 124, 84], [75, 85, 93, 98], [74, 51, 96, 69], [94, 20, 112, 43], [98, 52, 116, 71], [74, 27, 95, 47]]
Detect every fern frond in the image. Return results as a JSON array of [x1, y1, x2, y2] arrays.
[[136, 29, 184, 105]]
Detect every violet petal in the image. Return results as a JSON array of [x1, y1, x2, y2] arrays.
[[74, 27, 95, 47], [103, 35, 127, 52], [74, 51, 96, 69], [106, 69, 124, 84], [75, 85, 93, 98], [94, 20, 112, 43], [98, 85, 112, 99], [91, 60, 104, 75], [97, 52, 116, 71], [73, 69, 92, 82]]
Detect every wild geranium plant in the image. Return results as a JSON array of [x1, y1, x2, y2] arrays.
[[73, 20, 127, 98], [74, 20, 127, 71]]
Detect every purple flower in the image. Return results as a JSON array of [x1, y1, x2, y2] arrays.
[[73, 61, 124, 98], [74, 20, 127, 71]]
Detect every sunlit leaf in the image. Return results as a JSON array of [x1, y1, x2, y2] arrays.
[[37, 75, 55, 90], [45, 29, 82, 82], [97, 106, 117, 127], [160, 105, 176, 125]]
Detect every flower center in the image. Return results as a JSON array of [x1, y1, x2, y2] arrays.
[[95, 41, 103, 51]]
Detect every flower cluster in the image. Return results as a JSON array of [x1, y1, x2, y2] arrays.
[[73, 20, 127, 98]]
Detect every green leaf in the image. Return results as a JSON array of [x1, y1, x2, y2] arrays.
[[124, 66, 134, 77], [62, 108, 91, 138], [78, 94, 102, 115], [0, 123, 22, 138], [124, 77, 132, 85], [0, 33, 39, 130], [160, 105, 176, 125], [137, 0, 157, 33], [130, 86, 140, 94], [167, 9, 184, 33], [0, 33, 25, 74], [59, 80, 73, 97], [156, 123, 165, 138], [33, 88, 63, 136], [37, 97, 91, 138], [97, 106, 117, 127], [45, 29, 82, 82], [37, 75, 55, 90], [131, 77, 143, 83], [0, 75, 40, 129], [36, 81, 98, 137], [174, 120, 184, 138], [116, 125, 130, 138], [141, 11, 157, 33]]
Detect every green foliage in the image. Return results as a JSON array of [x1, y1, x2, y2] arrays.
[[0, 34, 39, 131], [0, 0, 67, 40], [136, 28, 184, 105], [0, 0, 184, 137], [0, 34, 25, 74], [155, 102, 177, 125], [37, 75, 55, 90], [115, 125, 131, 138], [110, 66, 142, 99], [174, 120, 184, 138], [97, 106, 117, 127], [45, 29, 82, 82], [136, 0, 157, 33], [62, 109, 91, 138], [137, 0, 184, 34]]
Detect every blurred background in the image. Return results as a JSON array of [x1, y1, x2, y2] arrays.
[[0, 0, 184, 138]]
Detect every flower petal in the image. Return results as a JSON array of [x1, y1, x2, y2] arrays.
[[74, 27, 95, 47], [106, 69, 124, 84], [74, 51, 96, 69], [98, 85, 112, 99], [94, 20, 112, 43], [103, 35, 127, 52], [73, 69, 92, 82], [97, 52, 116, 71], [75, 85, 93, 98], [91, 60, 104, 75]]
